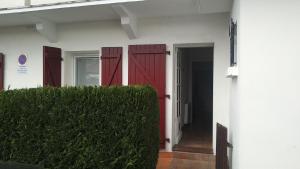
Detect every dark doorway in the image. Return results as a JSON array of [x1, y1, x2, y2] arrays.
[[192, 61, 213, 133], [174, 47, 213, 154]]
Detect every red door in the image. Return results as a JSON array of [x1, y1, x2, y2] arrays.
[[0, 53, 4, 91], [128, 44, 167, 148], [43, 46, 62, 87], [101, 47, 122, 86]]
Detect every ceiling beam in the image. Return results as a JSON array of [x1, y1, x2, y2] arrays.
[[112, 4, 138, 39], [25, 0, 31, 6], [23, 14, 58, 43], [35, 19, 58, 43]]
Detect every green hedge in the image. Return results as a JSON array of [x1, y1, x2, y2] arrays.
[[0, 86, 160, 169]]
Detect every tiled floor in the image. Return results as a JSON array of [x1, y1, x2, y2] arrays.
[[156, 152, 215, 169], [156, 152, 173, 169], [158, 122, 215, 169], [173, 125, 213, 154]]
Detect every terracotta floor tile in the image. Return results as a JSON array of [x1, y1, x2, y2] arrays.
[[156, 152, 215, 169]]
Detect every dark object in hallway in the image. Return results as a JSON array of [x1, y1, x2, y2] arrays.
[[216, 123, 230, 169]]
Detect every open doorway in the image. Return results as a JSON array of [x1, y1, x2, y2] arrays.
[[174, 47, 214, 154]]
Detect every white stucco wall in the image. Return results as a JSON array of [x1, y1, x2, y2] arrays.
[[231, 0, 300, 169], [0, 0, 84, 8], [0, 0, 26, 8], [31, 0, 74, 5], [229, 0, 240, 168], [0, 13, 230, 152]]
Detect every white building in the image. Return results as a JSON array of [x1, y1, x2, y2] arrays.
[[0, 0, 300, 169]]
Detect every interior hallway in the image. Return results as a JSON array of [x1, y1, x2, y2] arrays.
[[174, 47, 214, 155]]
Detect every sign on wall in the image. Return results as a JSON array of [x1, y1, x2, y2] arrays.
[[17, 54, 28, 74]]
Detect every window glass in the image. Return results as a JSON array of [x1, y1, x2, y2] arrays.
[[230, 19, 237, 66], [76, 57, 99, 86]]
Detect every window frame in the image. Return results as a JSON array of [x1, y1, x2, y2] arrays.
[[230, 19, 238, 67], [73, 55, 100, 87]]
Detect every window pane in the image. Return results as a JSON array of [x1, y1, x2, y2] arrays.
[[76, 57, 99, 86]]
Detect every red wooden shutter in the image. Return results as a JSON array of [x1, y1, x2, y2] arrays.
[[216, 123, 230, 169], [128, 44, 167, 148], [43, 46, 62, 87], [101, 47, 122, 86], [0, 53, 4, 91]]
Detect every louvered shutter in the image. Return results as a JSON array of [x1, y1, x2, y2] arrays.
[[101, 47, 122, 86], [43, 46, 62, 87], [128, 44, 167, 148]]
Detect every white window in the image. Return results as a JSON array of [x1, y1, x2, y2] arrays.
[[75, 57, 99, 86]]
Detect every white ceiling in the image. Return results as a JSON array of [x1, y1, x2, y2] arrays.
[[0, 0, 232, 27], [127, 0, 232, 17]]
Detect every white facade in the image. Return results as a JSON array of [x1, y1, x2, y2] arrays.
[[229, 0, 300, 169], [2, 0, 300, 168], [31, 0, 78, 5], [0, 0, 135, 8], [0, 0, 27, 8], [0, 12, 230, 152]]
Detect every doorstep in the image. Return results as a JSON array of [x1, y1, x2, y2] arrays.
[[157, 151, 216, 169]]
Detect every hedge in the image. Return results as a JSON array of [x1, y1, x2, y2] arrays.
[[0, 161, 43, 169], [0, 86, 160, 169]]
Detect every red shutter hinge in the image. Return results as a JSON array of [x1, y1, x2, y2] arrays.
[[158, 95, 170, 99], [227, 142, 233, 148]]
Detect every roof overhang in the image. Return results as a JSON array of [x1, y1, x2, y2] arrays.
[[0, 0, 232, 41], [0, 0, 144, 15]]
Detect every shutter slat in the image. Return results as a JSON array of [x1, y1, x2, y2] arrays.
[[43, 46, 62, 87], [128, 44, 167, 149]]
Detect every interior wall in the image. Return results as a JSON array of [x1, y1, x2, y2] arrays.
[[174, 48, 187, 144], [0, 13, 230, 152], [180, 49, 189, 127], [229, 0, 240, 168]]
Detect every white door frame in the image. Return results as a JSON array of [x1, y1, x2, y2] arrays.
[[172, 43, 214, 148]]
